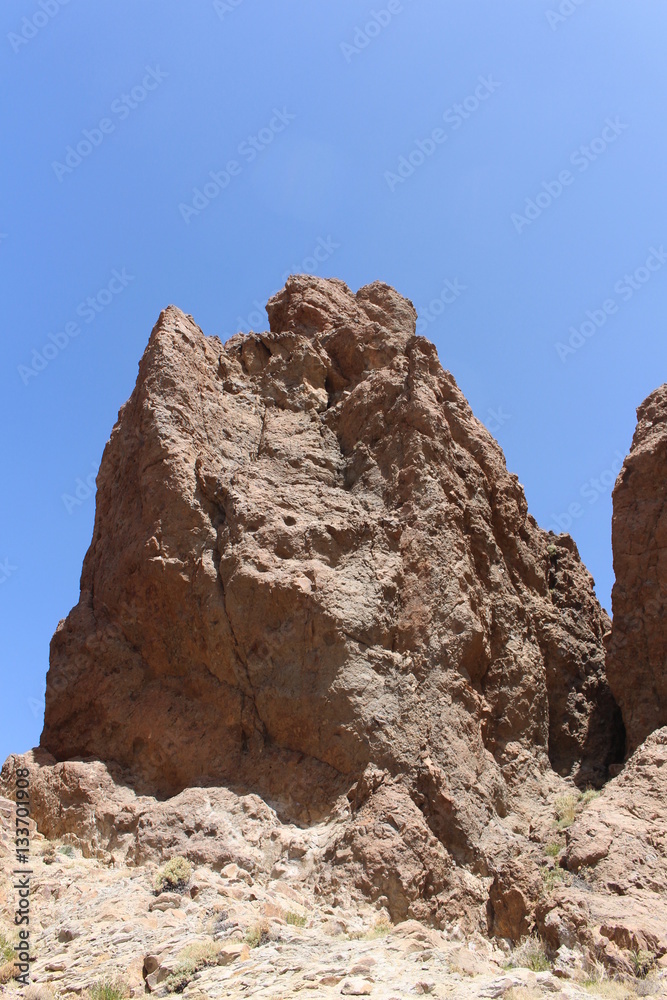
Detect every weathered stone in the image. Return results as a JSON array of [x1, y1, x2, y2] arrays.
[[340, 976, 372, 995], [29, 278, 620, 927], [537, 728, 667, 967], [2, 278, 665, 989], [606, 384, 667, 753]]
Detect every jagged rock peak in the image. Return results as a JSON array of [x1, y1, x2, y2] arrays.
[[606, 382, 667, 753], [37, 276, 622, 929]]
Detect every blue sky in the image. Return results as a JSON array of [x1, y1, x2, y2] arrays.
[[1, 0, 666, 764]]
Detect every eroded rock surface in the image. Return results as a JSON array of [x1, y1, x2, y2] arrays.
[[539, 727, 667, 973], [606, 384, 667, 753], [33, 276, 624, 929]]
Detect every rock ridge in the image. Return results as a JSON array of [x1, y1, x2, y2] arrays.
[[606, 383, 667, 753]]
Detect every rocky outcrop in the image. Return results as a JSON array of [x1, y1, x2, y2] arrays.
[[606, 384, 667, 753], [35, 276, 623, 929], [539, 727, 667, 972]]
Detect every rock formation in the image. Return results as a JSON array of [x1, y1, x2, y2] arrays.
[[6, 274, 623, 940], [606, 384, 667, 753], [2, 277, 665, 993], [41, 278, 620, 814], [540, 726, 667, 971]]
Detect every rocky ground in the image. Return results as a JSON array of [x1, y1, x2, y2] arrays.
[[1, 736, 666, 999], [1, 804, 665, 1000]]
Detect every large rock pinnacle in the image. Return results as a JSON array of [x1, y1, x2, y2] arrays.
[[41, 275, 621, 865]]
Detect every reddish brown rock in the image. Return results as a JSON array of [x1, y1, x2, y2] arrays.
[[606, 384, 667, 753], [36, 276, 622, 922], [537, 727, 667, 968], [320, 766, 487, 932]]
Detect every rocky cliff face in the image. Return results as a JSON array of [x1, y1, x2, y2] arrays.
[[39, 277, 622, 897], [2, 278, 667, 990], [606, 384, 667, 754]]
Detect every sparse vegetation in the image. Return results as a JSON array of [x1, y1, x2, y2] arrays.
[[541, 863, 567, 893], [163, 939, 221, 993], [583, 979, 641, 999], [87, 979, 130, 1000], [544, 841, 562, 857], [349, 915, 393, 941], [547, 543, 558, 558], [0, 932, 13, 964], [555, 792, 578, 829], [24, 986, 56, 1000], [153, 856, 193, 894], [284, 911, 307, 927], [177, 940, 220, 967], [504, 988, 543, 1000], [504, 935, 551, 972], [581, 958, 608, 988], [630, 949, 656, 980], [554, 787, 600, 831], [366, 915, 392, 939], [632, 979, 661, 998], [0, 931, 15, 984], [245, 921, 270, 949], [42, 844, 57, 864], [580, 788, 601, 807], [163, 970, 192, 995], [58, 843, 75, 857]]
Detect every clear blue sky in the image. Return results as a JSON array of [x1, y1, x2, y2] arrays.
[[2, 1, 666, 764]]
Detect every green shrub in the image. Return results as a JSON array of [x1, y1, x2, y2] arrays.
[[553, 788, 600, 832], [555, 792, 578, 829], [87, 979, 130, 1000], [541, 865, 566, 893], [504, 935, 550, 972], [579, 788, 600, 808], [0, 933, 13, 964], [284, 911, 307, 927], [58, 844, 75, 858], [365, 916, 392, 939], [631, 949, 656, 979], [349, 916, 393, 940], [163, 970, 192, 994], [176, 940, 220, 967], [544, 842, 561, 857], [153, 856, 192, 894], [163, 940, 220, 993], [245, 921, 270, 948], [0, 930, 15, 984]]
